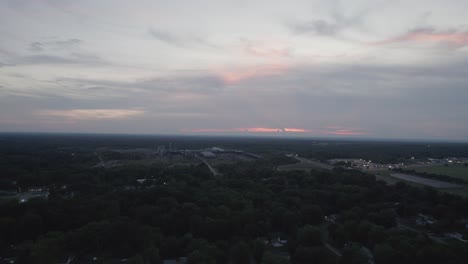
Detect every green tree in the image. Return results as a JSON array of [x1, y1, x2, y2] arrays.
[[293, 246, 336, 264], [19, 213, 44, 240], [229, 242, 251, 264], [187, 250, 216, 264], [126, 254, 144, 264], [298, 225, 323, 247], [261, 251, 288, 264], [142, 245, 161, 264], [251, 239, 266, 264], [374, 243, 396, 264], [340, 244, 368, 264], [31, 232, 65, 264], [302, 205, 324, 225]]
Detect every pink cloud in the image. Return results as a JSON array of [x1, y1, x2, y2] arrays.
[[216, 64, 289, 85], [244, 127, 282, 133], [186, 127, 282, 133], [283, 128, 314, 133], [185, 127, 286, 133], [372, 28, 468, 49], [242, 39, 292, 58], [184, 126, 368, 136]]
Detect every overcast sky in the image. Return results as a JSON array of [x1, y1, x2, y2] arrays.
[[1, 0, 468, 140]]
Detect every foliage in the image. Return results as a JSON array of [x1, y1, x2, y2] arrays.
[[0, 134, 467, 263]]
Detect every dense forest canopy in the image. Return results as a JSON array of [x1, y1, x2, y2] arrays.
[[0, 134, 467, 264]]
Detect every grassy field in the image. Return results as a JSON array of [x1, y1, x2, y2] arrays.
[[372, 169, 468, 197], [390, 173, 462, 188], [374, 170, 468, 198], [411, 165, 468, 180], [277, 156, 333, 172], [373, 170, 397, 184], [374, 170, 435, 187]]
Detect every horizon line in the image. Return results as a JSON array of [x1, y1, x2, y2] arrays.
[[0, 131, 467, 144]]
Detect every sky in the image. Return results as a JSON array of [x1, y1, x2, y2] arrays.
[[1, 0, 468, 141]]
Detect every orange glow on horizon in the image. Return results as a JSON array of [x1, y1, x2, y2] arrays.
[[284, 128, 313, 133], [244, 127, 282, 133], [184, 127, 367, 136]]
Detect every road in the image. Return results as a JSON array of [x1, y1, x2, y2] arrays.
[[325, 243, 342, 257], [196, 155, 221, 176], [94, 152, 105, 167]]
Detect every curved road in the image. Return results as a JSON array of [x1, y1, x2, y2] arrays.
[[196, 155, 221, 176]]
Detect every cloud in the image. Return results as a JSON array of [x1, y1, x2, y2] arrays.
[[29, 42, 43, 52], [2, 56, 468, 139], [185, 127, 366, 136], [184, 128, 236, 133], [37, 109, 145, 120], [135, 75, 223, 93], [56, 74, 224, 96], [13, 53, 104, 66], [244, 127, 283, 133], [243, 40, 292, 58], [69, 52, 101, 61], [291, 19, 341, 36], [187, 127, 289, 133], [54, 38, 82, 46], [372, 27, 468, 49], [283, 128, 313, 133], [17, 55, 79, 64], [57, 64, 288, 95], [320, 129, 368, 136], [216, 64, 289, 85], [0, 48, 12, 55], [148, 28, 214, 48], [148, 29, 180, 44], [1, 38, 100, 68], [288, 5, 366, 37], [29, 38, 82, 52]]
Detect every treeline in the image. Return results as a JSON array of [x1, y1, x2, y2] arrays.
[[1, 160, 468, 263], [1, 135, 468, 263], [3, 133, 468, 164]]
